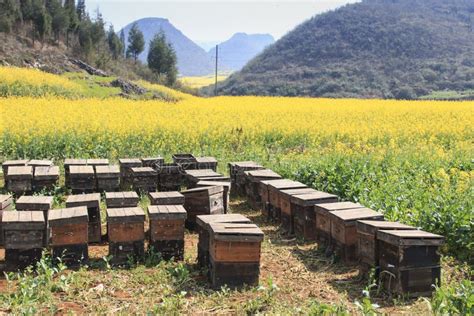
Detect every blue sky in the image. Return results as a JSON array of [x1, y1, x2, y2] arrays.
[[86, 0, 359, 45]]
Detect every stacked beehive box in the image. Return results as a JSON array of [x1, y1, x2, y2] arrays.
[[157, 163, 182, 191], [131, 167, 158, 192], [267, 179, 307, 220], [279, 188, 317, 234], [33, 166, 60, 191], [6, 165, 33, 194], [148, 205, 187, 260], [2, 159, 28, 178], [141, 157, 164, 169], [228, 161, 263, 196], [196, 214, 251, 269], [0, 194, 13, 246], [105, 191, 139, 208], [107, 207, 145, 264], [119, 158, 142, 189], [2, 211, 46, 270], [173, 153, 197, 170], [16, 195, 53, 220], [377, 230, 444, 297], [66, 193, 102, 243], [64, 159, 87, 188], [48, 207, 89, 265], [95, 165, 120, 192], [185, 169, 223, 187], [196, 181, 231, 213], [148, 191, 185, 206], [243, 169, 282, 210], [208, 222, 264, 288], [195, 156, 218, 171], [69, 165, 95, 193], [27, 159, 53, 171], [86, 159, 109, 170], [182, 186, 225, 230]]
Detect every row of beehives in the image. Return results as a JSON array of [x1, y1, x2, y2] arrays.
[[1, 155, 219, 194], [228, 161, 444, 298]]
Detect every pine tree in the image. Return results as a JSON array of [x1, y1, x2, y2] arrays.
[[107, 25, 123, 60], [76, 0, 86, 21], [126, 23, 144, 62], [47, 0, 70, 42], [32, 0, 52, 43], [64, 0, 78, 47], [147, 32, 178, 86], [0, 0, 22, 34], [119, 29, 126, 57]]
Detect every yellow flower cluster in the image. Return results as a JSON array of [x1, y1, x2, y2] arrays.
[[0, 66, 82, 91], [179, 75, 228, 89]]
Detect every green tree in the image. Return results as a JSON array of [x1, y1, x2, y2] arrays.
[[78, 20, 92, 56], [107, 25, 123, 60], [64, 0, 78, 47], [76, 0, 86, 21], [147, 32, 178, 86], [0, 0, 21, 34], [32, 0, 52, 43], [119, 29, 126, 57], [47, 0, 70, 42], [126, 23, 144, 62]]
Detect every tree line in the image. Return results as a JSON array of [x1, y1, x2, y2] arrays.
[[0, 0, 178, 86]]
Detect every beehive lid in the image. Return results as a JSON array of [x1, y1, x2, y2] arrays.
[[0, 194, 13, 209], [195, 156, 217, 163], [48, 206, 88, 226], [7, 166, 33, 178], [182, 186, 224, 195], [229, 161, 262, 168], [197, 180, 231, 188], [105, 191, 139, 199], [315, 201, 365, 212], [64, 158, 87, 165], [86, 158, 109, 165], [66, 193, 101, 207], [377, 229, 444, 246], [16, 195, 53, 210], [357, 220, 416, 235], [69, 165, 94, 174], [2, 159, 29, 167], [107, 207, 145, 223], [119, 158, 142, 165], [185, 169, 222, 178], [196, 213, 251, 228], [245, 169, 282, 181], [209, 223, 264, 242], [291, 191, 338, 206], [148, 205, 187, 220], [149, 191, 185, 204], [131, 167, 157, 175], [34, 166, 60, 179], [141, 157, 164, 164], [28, 159, 53, 167], [268, 179, 307, 190], [173, 153, 196, 160], [95, 165, 120, 175], [280, 188, 318, 198], [2, 211, 45, 229], [329, 208, 384, 225]]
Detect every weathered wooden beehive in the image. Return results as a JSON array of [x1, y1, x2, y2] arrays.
[[195, 156, 218, 171], [86, 159, 109, 170], [208, 222, 264, 288], [64, 159, 87, 187], [0, 194, 14, 246], [329, 208, 384, 263], [357, 220, 416, 274], [279, 188, 317, 233], [148, 205, 187, 260], [314, 201, 365, 246], [2, 159, 28, 178], [16, 195, 53, 220], [141, 157, 164, 169], [95, 165, 120, 192], [243, 169, 282, 210], [148, 191, 185, 205], [48, 207, 89, 265], [267, 179, 307, 221], [182, 186, 225, 230], [196, 181, 230, 213], [66, 193, 102, 243], [6, 165, 33, 194], [69, 165, 95, 193], [3, 211, 46, 270], [119, 158, 142, 189], [172, 153, 197, 170], [107, 207, 145, 264], [228, 161, 264, 196], [185, 169, 223, 187], [377, 230, 444, 297], [27, 159, 53, 171], [196, 214, 251, 268], [157, 163, 182, 191], [131, 167, 158, 192], [33, 166, 60, 191], [105, 191, 139, 208]]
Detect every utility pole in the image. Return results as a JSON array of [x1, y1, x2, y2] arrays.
[[214, 44, 218, 96]]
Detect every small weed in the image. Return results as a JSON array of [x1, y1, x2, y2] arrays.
[[354, 269, 380, 315], [243, 277, 279, 315]]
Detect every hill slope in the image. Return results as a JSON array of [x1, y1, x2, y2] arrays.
[[121, 18, 214, 76], [208, 33, 274, 72], [218, 0, 474, 99]]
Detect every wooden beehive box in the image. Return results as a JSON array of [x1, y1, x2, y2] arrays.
[[86, 158, 109, 170], [48, 207, 89, 265], [157, 163, 183, 191], [185, 169, 223, 187], [267, 179, 307, 221], [105, 191, 139, 208], [95, 165, 120, 192], [119, 158, 142, 189], [172, 153, 197, 170], [182, 186, 225, 230], [0, 194, 14, 246], [33, 166, 60, 191], [208, 222, 264, 288], [27, 159, 53, 171], [196, 180, 230, 213], [329, 208, 384, 263], [148, 205, 187, 260], [6, 166, 33, 194], [228, 161, 264, 196], [64, 159, 87, 187], [66, 193, 102, 243], [244, 169, 282, 210], [69, 165, 95, 193], [196, 214, 251, 268], [279, 188, 317, 234], [141, 157, 164, 169], [377, 230, 444, 297], [314, 202, 365, 246], [131, 167, 158, 192], [148, 191, 185, 205], [16, 195, 53, 220], [195, 156, 218, 171], [107, 207, 145, 264], [2, 211, 46, 270], [2, 159, 28, 178], [357, 220, 416, 274]]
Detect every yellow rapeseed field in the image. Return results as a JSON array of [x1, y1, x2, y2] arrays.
[[0, 66, 82, 91]]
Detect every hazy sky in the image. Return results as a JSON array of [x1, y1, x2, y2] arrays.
[[86, 0, 359, 44]]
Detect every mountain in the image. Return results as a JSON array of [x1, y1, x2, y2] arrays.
[[218, 0, 474, 99], [121, 18, 213, 76], [208, 33, 275, 72]]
